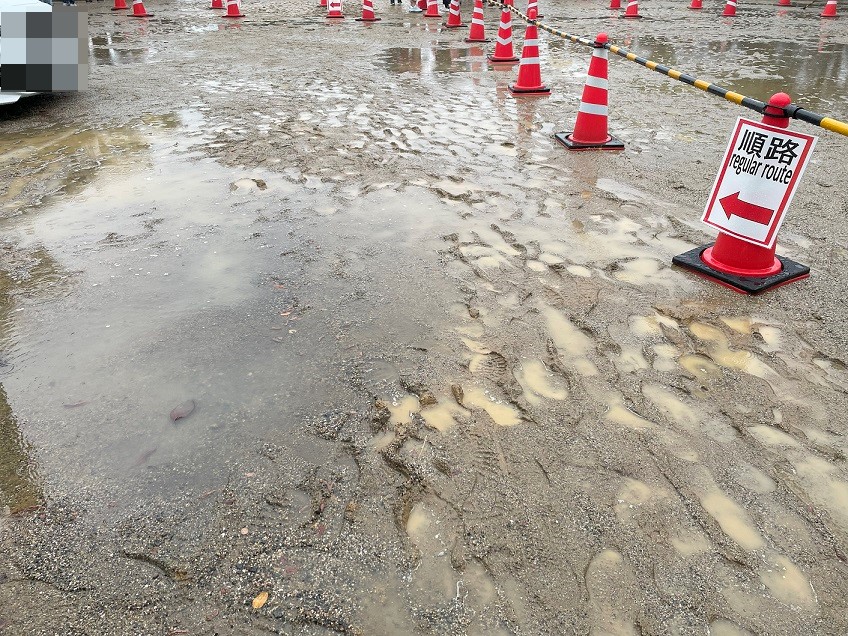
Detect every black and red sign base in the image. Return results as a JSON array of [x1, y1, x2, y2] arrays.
[[672, 245, 810, 295]]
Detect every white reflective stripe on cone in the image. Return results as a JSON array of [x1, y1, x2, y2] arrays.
[[591, 49, 608, 59], [519, 56, 540, 65], [578, 102, 608, 115], [472, 17, 484, 23], [497, 36, 512, 44], [499, 20, 511, 28], [584, 75, 608, 89], [522, 39, 539, 46]]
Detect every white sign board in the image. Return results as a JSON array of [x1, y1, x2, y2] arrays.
[[702, 117, 817, 249]]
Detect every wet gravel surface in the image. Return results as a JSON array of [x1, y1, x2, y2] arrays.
[[1, 0, 848, 633]]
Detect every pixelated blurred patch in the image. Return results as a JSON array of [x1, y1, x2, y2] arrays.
[[0, 10, 88, 92]]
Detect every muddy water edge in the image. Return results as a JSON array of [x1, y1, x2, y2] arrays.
[[1, 0, 848, 634]]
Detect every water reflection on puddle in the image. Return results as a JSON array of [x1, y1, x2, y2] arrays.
[[376, 45, 486, 74]]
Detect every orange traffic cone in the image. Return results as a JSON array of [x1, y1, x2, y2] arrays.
[[673, 93, 811, 294], [111, 0, 128, 10], [722, 0, 737, 15], [508, 8, 549, 94], [821, 0, 837, 16], [690, 0, 702, 8], [418, 0, 427, 9], [424, 0, 441, 16], [356, 0, 380, 20], [444, 0, 463, 27], [128, 0, 153, 17], [488, 4, 519, 63], [209, 0, 224, 7], [609, 0, 621, 8], [222, 0, 244, 17], [527, 0, 543, 18], [465, 0, 489, 42], [776, 0, 790, 5], [320, 0, 327, 6], [554, 33, 623, 150], [327, 0, 344, 17], [621, 0, 641, 17]]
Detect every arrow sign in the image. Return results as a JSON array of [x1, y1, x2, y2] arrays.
[[701, 118, 817, 248], [719, 192, 774, 225]]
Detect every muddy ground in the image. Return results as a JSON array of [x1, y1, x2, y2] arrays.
[[1, 0, 848, 633]]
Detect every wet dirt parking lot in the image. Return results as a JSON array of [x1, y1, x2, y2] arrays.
[[1, 0, 848, 633]]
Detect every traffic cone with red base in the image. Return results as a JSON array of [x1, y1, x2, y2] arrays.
[[488, 3, 519, 63], [111, 0, 128, 11], [356, 0, 380, 20], [821, 0, 837, 16], [209, 0, 224, 8], [418, 0, 427, 10], [320, 0, 327, 6], [609, 0, 621, 9], [672, 93, 811, 294], [555, 33, 623, 150], [128, 0, 153, 17], [776, 0, 790, 5], [424, 0, 441, 16], [465, 0, 490, 43], [508, 8, 549, 95], [327, 0, 344, 17], [527, 0, 543, 19], [222, 0, 244, 17], [444, 0, 463, 27], [690, 0, 702, 9], [621, 0, 641, 17], [722, 0, 737, 16]]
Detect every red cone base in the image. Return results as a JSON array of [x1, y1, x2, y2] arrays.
[[689, 0, 702, 8], [111, 0, 128, 10], [609, 0, 621, 7], [776, 0, 790, 5]]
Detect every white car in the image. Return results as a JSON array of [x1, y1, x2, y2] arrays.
[[0, 0, 53, 105]]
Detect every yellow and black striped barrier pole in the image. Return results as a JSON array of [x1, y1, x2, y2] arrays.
[[486, 0, 848, 139]]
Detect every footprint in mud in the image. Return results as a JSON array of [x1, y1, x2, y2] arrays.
[[758, 552, 817, 608], [405, 500, 458, 604], [541, 305, 598, 377], [709, 618, 754, 636], [699, 491, 764, 552], [469, 351, 510, 384], [688, 321, 778, 383], [461, 387, 522, 428], [585, 549, 640, 636], [513, 359, 568, 405]]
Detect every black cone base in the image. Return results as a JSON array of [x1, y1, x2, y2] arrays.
[[672, 245, 810, 295], [554, 131, 624, 151]]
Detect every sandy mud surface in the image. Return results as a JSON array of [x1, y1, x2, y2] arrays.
[[1, 0, 848, 633]]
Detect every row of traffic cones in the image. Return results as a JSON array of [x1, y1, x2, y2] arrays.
[[110, 0, 245, 17]]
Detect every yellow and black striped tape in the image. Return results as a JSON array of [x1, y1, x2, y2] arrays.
[[483, 0, 848, 138]]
